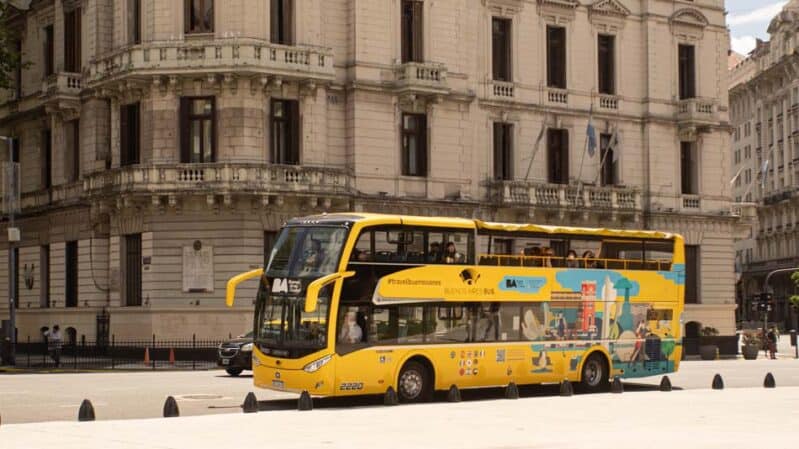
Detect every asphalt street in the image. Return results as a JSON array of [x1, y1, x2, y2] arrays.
[[1, 351, 798, 424]]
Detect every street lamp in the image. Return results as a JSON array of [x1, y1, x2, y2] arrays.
[[0, 135, 19, 366]]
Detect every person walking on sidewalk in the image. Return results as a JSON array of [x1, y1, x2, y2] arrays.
[[766, 327, 778, 360], [43, 325, 63, 367]]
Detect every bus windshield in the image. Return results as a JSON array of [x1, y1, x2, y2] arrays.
[[266, 226, 349, 278]]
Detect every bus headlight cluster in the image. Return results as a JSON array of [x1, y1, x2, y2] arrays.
[[303, 355, 332, 373]]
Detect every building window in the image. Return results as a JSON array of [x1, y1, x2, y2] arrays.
[[401, 0, 423, 63], [491, 18, 511, 81], [401, 113, 427, 177], [66, 120, 80, 182], [680, 141, 698, 194], [685, 245, 700, 304], [678, 44, 696, 99], [11, 137, 20, 164], [184, 0, 214, 34], [127, 0, 141, 45], [598, 34, 615, 95], [124, 234, 142, 307], [180, 97, 216, 163], [43, 25, 54, 76], [547, 26, 567, 89], [264, 231, 277, 268], [493, 122, 513, 181], [270, 0, 293, 45], [547, 129, 569, 184], [14, 39, 22, 99], [64, 7, 81, 73], [120, 103, 140, 166], [270, 99, 300, 165], [599, 133, 616, 186], [65, 241, 78, 308], [42, 129, 51, 189], [40, 245, 50, 308]]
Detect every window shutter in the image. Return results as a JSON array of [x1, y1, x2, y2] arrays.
[[493, 123, 502, 180], [120, 105, 129, 165], [412, 1, 423, 62], [289, 100, 300, 165], [179, 98, 189, 163], [184, 0, 192, 34]]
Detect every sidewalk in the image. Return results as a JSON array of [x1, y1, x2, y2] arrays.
[[3, 387, 798, 449]]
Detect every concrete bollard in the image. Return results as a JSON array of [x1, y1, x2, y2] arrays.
[[611, 377, 624, 394], [242, 392, 258, 413], [163, 396, 180, 417], [712, 374, 724, 390], [659, 376, 672, 392], [298, 391, 313, 411], [764, 372, 776, 389], [78, 399, 96, 422], [559, 380, 574, 397], [447, 384, 461, 402], [504, 382, 519, 399], [383, 387, 399, 406]]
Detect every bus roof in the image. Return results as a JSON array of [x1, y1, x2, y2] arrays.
[[287, 213, 679, 240]]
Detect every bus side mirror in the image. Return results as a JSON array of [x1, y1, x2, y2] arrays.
[[225, 268, 264, 307], [305, 271, 355, 313]]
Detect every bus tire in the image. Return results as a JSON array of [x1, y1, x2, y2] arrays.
[[579, 353, 609, 393], [226, 367, 244, 377], [397, 360, 433, 403]]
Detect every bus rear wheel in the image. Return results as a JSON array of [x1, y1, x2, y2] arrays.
[[397, 360, 432, 403], [579, 353, 609, 393]]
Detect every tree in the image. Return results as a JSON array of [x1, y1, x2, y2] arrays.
[[0, 3, 26, 91], [790, 271, 799, 312]]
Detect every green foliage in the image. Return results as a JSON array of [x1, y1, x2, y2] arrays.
[[791, 271, 799, 310], [700, 326, 719, 337], [0, 5, 26, 91], [741, 330, 762, 347]]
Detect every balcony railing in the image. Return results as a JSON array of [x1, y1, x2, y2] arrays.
[[88, 38, 335, 85], [676, 98, 718, 125], [547, 88, 568, 105], [40, 72, 83, 98], [489, 180, 641, 212], [488, 80, 515, 99], [84, 163, 352, 197], [394, 62, 448, 92], [681, 195, 701, 210], [598, 94, 619, 110]]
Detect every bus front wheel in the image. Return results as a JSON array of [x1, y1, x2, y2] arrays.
[[579, 353, 609, 393], [397, 360, 432, 403]]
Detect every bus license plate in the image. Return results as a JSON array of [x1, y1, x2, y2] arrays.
[[222, 359, 230, 365], [272, 380, 285, 389]]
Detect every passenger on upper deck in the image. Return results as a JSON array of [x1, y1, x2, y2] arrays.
[[582, 250, 597, 269], [444, 242, 465, 264], [566, 250, 579, 268], [428, 242, 442, 263]]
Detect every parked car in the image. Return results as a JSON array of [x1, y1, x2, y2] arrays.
[[217, 331, 253, 376]]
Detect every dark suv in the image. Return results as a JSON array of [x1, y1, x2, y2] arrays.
[[217, 331, 253, 376]]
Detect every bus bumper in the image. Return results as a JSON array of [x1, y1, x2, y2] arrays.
[[252, 360, 335, 396]]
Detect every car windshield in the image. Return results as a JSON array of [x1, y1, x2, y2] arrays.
[[266, 226, 349, 278]]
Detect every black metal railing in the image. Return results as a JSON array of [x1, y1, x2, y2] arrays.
[[13, 334, 225, 370]]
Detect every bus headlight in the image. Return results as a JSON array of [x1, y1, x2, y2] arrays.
[[303, 355, 332, 373]]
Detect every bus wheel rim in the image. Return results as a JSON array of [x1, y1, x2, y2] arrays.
[[400, 370, 423, 398], [585, 360, 601, 386]]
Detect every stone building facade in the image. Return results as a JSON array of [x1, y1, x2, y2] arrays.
[[0, 0, 744, 342], [729, 0, 799, 329]]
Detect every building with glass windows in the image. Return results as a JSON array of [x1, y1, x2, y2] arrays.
[[0, 0, 746, 342]]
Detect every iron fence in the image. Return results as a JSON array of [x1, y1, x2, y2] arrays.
[[14, 334, 226, 370]]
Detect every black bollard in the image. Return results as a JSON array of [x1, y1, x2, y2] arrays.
[[659, 376, 672, 392], [712, 374, 724, 390], [559, 380, 573, 397], [447, 384, 461, 402], [298, 390, 313, 411], [242, 392, 259, 413], [764, 372, 776, 389], [384, 386, 399, 406], [610, 376, 624, 394], [78, 399, 95, 422], [504, 382, 519, 399], [163, 396, 180, 417]]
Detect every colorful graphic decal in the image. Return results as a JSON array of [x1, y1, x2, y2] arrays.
[[498, 276, 547, 294], [657, 263, 686, 285]]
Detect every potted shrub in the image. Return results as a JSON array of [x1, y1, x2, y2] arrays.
[[741, 331, 761, 360], [699, 326, 719, 360]]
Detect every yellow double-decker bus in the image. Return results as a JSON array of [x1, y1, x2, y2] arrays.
[[227, 213, 685, 402]]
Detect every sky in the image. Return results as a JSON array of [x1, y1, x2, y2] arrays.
[[728, 1, 788, 55]]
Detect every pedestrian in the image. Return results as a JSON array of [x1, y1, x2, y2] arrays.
[[43, 325, 63, 367], [766, 327, 778, 359]]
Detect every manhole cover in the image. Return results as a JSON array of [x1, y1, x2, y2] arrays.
[[175, 394, 225, 400]]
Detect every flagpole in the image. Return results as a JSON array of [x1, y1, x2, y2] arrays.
[[525, 116, 547, 182], [577, 104, 594, 187]]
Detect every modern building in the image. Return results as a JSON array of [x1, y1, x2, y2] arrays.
[[0, 0, 746, 343], [729, 0, 799, 330]]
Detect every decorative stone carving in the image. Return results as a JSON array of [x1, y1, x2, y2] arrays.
[[670, 8, 709, 41], [589, 0, 630, 31], [483, 0, 524, 16], [537, 0, 578, 24]]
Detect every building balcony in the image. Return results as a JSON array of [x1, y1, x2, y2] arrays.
[[486, 80, 515, 101], [488, 180, 641, 217], [39, 72, 83, 115], [546, 88, 569, 106], [597, 94, 619, 111], [675, 98, 718, 127], [83, 163, 353, 208], [87, 38, 335, 90], [393, 62, 448, 96], [3, 181, 85, 213], [681, 194, 701, 211]]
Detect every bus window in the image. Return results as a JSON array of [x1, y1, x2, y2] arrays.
[[569, 239, 601, 269], [645, 241, 674, 271], [337, 305, 368, 345], [374, 230, 398, 262], [350, 231, 372, 263], [498, 303, 520, 341], [370, 308, 394, 343], [398, 306, 425, 343], [474, 303, 498, 342], [600, 240, 643, 270], [427, 305, 470, 343], [520, 304, 546, 340]]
